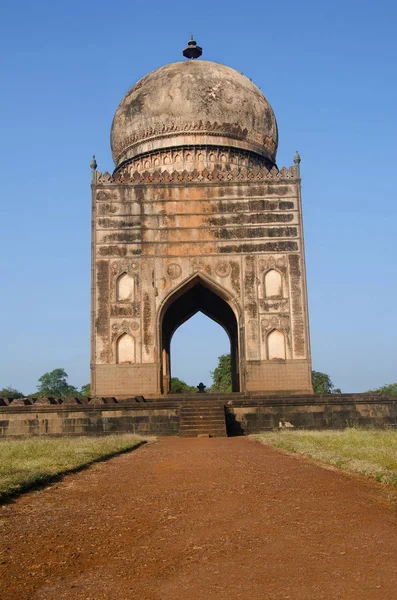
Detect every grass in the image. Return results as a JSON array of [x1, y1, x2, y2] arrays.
[[255, 428, 397, 486], [0, 435, 145, 502]]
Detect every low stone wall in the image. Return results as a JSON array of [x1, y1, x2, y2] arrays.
[[0, 394, 396, 437], [0, 398, 179, 437], [225, 395, 397, 435]]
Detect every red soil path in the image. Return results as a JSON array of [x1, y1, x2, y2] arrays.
[[1, 437, 397, 600]]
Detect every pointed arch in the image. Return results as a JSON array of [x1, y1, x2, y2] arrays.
[[159, 272, 241, 328], [116, 272, 134, 302], [267, 329, 285, 360], [158, 273, 241, 394], [264, 269, 282, 298], [116, 333, 136, 364]]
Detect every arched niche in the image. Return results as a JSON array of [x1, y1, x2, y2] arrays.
[[117, 272, 134, 302], [264, 269, 282, 298], [159, 275, 240, 394], [267, 329, 286, 360], [116, 333, 135, 364]]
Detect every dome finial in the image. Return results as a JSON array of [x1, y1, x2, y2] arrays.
[[90, 154, 97, 183], [293, 150, 301, 176], [183, 36, 202, 60]]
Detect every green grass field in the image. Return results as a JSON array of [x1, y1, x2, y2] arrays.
[[0, 435, 145, 502], [256, 428, 397, 486]]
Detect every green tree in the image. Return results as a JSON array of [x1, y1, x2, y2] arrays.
[[366, 383, 397, 396], [35, 368, 79, 398], [211, 354, 232, 392], [80, 383, 91, 397], [312, 371, 341, 395], [169, 377, 196, 394], [0, 386, 24, 399]]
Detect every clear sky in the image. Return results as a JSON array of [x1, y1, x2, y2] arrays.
[[1, 0, 396, 394]]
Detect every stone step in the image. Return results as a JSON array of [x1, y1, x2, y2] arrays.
[[180, 407, 225, 412], [181, 428, 225, 433], [179, 422, 227, 430], [179, 432, 226, 438], [183, 413, 224, 417], [180, 418, 225, 423], [180, 423, 225, 429], [179, 402, 227, 438], [180, 407, 224, 412], [179, 424, 227, 432], [180, 413, 225, 418], [180, 420, 225, 424], [180, 423, 226, 430], [180, 415, 225, 420]]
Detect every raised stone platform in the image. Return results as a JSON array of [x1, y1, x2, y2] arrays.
[[0, 394, 396, 437]]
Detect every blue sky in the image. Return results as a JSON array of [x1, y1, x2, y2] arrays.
[[1, 0, 396, 394]]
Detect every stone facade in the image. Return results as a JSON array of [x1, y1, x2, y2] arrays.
[[91, 53, 313, 397], [91, 165, 312, 396]]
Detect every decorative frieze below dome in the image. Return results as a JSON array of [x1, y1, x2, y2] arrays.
[[115, 146, 267, 175], [95, 164, 298, 185]]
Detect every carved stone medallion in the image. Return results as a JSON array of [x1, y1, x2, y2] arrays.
[[167, 263, 182, 279], [280, 317, 289, 328], [215, 262, 231, 278], [96, 191, 109, 201]]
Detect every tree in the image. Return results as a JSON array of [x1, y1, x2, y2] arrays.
[[35, 368, 79, 398], [211, 354, 232, 392], [80, 383, 91, 397], [312, 371, 341, 395], [169, 377, 196, 394], [366, 383, 397, 397], [0, 386, 24, 399]]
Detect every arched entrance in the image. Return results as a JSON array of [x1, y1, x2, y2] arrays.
[[159, 275, 240, 394]]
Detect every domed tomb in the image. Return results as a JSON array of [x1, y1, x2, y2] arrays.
[[91, 44, 313, 399], [111, 60, 278, 173]]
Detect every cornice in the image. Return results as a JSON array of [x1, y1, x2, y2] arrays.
[[94, 165, 299, 186]]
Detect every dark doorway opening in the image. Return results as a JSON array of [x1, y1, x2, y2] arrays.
[[160, 276, 240, 394]]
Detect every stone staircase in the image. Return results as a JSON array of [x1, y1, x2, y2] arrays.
[[179, 401, 227, 438]]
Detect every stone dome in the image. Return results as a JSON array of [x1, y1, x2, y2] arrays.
[[111, 60, 278, 172]]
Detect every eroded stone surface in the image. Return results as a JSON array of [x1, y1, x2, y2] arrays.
[[111, 60, 278, 169]]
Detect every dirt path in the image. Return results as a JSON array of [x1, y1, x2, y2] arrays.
[[1, 438, 397, 600]]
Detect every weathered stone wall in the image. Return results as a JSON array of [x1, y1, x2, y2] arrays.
[[0, 398, 179, 437], [226, 396, 397, 434], [91, 166, 312, 396], [0, 396, 396, 437], [245, 360, 312, 392]]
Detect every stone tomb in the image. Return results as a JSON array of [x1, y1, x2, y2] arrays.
[[91, 50, 312, 398]]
